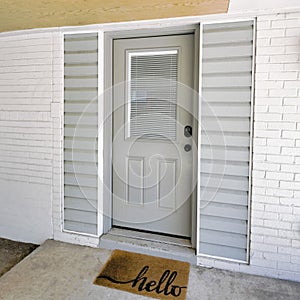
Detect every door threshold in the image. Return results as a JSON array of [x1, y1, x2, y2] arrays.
[[110, 227, 192, 248], [99, 228, 196, 264]]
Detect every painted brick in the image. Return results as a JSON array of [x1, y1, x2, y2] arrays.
[[252, 226, 278, 236], [257, 46, 285, 56], [292, 240, 300, 248], [254, 122, 268, 130], [278, 262, 300, 273], [250, 234, 264, 243], [286, 28, 300, 37], [255, 130, 281, 139], [251, 242, 278, 253], [249, 11, 300, 282], [263, 252, 291, 263], [281, 147, 300, 156], [255, 81, 284, 89], [254, 146, 281, 155], [280, 181, 300, 190], [252, 202, 265, 211], [255, 73, 269, 81], [255, 56, 270, 64], [284, 98, 300, 105], [255, 89, 269, 97], [254, 195, 280, 205], [284, 80, 300, 88], [256, 38, 271, 47], [265, 203, 293, 214], [268, 121, 296, 130], [256, 97, 282, 105], [254, 105, 268, 113], [292, 223, 300, 231], [271, 37, 300, 46], [279, 213, 297, 222], [257, 21, 271, 30], [258, 14, 286, 21], [252, 218, 264, 226], [252, 170, 266, 179], [285, 45, 300, 54], [253, 154, 266, 162], [250, 251, 264, 259], [267, 138, 295, 146], [266, 171, 294, 181], [269, 88, 298, 97], [253, 178, 279, 188], [265, 236, 291, 247], [257, 29, 285, 38], [253, 162, 280, 172], [288, 12, 300, 18], [278, 246, 300, 256], [253, 138, 267, 146], [280, 197, 300, 207], [291, 256, 300, 264], [293, 207, 300, 215], [293, 157, 300, 164], [251, 258, 277, 269], [252, 187, 266, 195], [278, 230, 299, 239], [272, 19, 300, 29], [264, 220, 292, 230], [269, 106, 297, 114], [282, 130, 300, 139], [284, 63, 300, 71], [266, 155, 294, 164], [269, 54, 299, 63]]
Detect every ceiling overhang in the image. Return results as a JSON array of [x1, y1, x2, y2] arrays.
[[0, 0, 229, 33]]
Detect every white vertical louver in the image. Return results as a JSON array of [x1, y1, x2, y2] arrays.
[[64, 33, 98, 235], [128, 50, 178, 140], [200, 21, 254, 261]]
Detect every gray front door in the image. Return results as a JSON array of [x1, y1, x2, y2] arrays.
[[112, 34, 195, 237]]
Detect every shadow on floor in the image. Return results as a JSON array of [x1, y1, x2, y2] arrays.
[[0, 238, 38, 277]]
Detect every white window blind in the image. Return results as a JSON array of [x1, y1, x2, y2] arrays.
[[128, 50, 178, 140], [200, 21, 254, 262], [63, 33, 98, 235]]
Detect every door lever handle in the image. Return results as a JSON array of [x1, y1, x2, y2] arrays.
[[184, 125, 192, 137]]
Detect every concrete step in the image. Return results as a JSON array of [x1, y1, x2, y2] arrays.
[[99, 232, 197, 264]]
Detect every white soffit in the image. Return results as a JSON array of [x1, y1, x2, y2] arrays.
[[229, 0, 300, 13]]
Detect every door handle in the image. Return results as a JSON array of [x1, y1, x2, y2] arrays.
[[184, 125, 192, 137]]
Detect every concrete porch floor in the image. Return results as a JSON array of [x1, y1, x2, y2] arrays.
[[0, 240, 299, 300]]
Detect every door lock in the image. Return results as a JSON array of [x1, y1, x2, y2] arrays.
[[184, 144, 192, 152], [184, 125, 192, 137]]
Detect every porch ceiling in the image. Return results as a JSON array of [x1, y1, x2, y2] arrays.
[[0, 0, 229, 33]]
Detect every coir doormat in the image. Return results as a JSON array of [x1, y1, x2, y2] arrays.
[[94, 249, 190, 300]]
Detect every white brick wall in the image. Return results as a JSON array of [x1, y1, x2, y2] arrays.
[[0, 29, 98, 247], [252, 11, 300, 281], [0, 32, 55, 243], [199, 11, 300, 282]]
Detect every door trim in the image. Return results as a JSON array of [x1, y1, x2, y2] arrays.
[[102, 25, 199, 249]]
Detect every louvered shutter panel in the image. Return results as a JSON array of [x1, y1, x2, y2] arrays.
[[64, 33, 98, 235], [128, 50, 178, 140], [199, 21, 254, 261]]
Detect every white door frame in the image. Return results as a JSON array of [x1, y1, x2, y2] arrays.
[[102, 25, 200, 248]]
